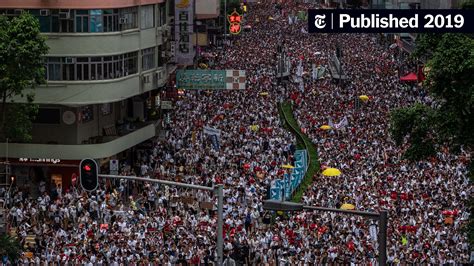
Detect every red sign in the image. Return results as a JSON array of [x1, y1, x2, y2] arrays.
[[230, 23, 241, 34], [227, 10, 242, 24], [228, 10, 242, 35]]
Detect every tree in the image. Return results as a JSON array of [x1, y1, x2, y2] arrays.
[[0, 12, 48, 142], [0, 234, 22, 263], [390, 33, 474, 245], [390, 33, 474, 160]]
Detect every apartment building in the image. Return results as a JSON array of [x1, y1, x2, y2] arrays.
[[0, 0, 176, 189]]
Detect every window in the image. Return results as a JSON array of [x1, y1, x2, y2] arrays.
[[90, 10, 103, 32], [103, 9, 119, 32], [34, 108, 60, 124], [119, 7, 138, 31], [111, 55, 120, 78], [44, 51, 139, 81], [45, 58, 61, 81], [140, 5, 154, 29], [57, 10, 74, 33], [142, 47, 156, 71], [75, 10, 89, 32], [158, 3, 166, 26], [157, 45, 164, 67], [5, 8, 137, 33], [124, 52, 138, 75], [62, 59, 75, 80], [76, 57, 90, 80]]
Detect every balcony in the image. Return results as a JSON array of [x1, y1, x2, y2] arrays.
[[0, 121, 161, 160]]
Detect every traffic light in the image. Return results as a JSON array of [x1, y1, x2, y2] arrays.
[[79, 158, 98, 191]]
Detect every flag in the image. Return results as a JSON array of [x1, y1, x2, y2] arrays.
[[334, 116, 349, 129], [299, 81, 304, 92], [297, 59, 303, 77], [203, 126, 221, 137], [401, 236, 408, 245], [328, 118, 334, 128], [316, 66, 326, 79]]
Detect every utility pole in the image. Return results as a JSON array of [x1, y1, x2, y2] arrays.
[[216, 184, 224, 264], [95, 174, 224, 265], [224, 0, 227, 64], [263, 200, 388, 266]]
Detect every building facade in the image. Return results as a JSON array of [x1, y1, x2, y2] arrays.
[[0, 0, 177, 190]]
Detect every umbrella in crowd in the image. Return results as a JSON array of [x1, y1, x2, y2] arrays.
[[322, 168, 341, 176], [340, 203, 356, 210], [359, 95, 370, 101]]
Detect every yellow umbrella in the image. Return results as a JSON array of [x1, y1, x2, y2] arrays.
[[268, 16, 274, 20], [260, 92, 269, 96], [250, 125, 259, 132], [320, 125, 332, 130], [322, 168, 341, 176], [282, 164, 295, 169], [340, 203, 355, 210], [359, 95, 369, 101]]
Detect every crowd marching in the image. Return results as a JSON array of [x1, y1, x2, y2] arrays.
[[4, 0, 471, 264]]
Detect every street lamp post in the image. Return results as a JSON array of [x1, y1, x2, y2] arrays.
[[263, 200, 388, 266], [98, 174, 224, 265]]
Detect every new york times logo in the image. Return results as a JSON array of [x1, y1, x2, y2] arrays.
[[314, 14, 326, 29], [307, 9, 473, 33]]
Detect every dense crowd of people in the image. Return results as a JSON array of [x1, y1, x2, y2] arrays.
[[4, 0, 471, 264]]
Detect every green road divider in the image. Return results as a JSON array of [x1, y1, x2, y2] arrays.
[[278, 101, 320, 203]]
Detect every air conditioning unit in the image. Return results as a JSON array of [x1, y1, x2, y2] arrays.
[[119, 17, 128, 24], [40, 9, 50, 16], [59, 11, 71, 20], [64, 57, 76, 64], [14, 9, 24, 15]]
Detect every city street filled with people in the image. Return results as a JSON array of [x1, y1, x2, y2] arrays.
[[4, 0, 471, 264]]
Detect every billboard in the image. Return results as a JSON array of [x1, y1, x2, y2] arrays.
[[176, 70, 246, 90], [175, 0, 195, 65]]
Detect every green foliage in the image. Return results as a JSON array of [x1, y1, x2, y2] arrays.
[[389, 104, 436, 160], [5, 94, 39, 143], [390, 33, 474, 158], [279, 102, 320, 203], [0, 234, 22, 262], [461, 0, 474, 9], [0, 12, 48, 141], [390, 32, 474, 246]]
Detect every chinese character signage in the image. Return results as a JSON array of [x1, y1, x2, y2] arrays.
[[175, 0, 195, 65], [177, 70, 226, 90], [177, 70, 247, 90], [228, 10, 242, 35]]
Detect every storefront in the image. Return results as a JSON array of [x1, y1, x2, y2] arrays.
[[7, 158, 80, 197]]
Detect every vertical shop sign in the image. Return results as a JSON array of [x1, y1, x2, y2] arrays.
[[175, 0, 195, 65]]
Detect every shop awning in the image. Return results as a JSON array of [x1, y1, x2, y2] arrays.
[[400, 72, 418, 82]]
